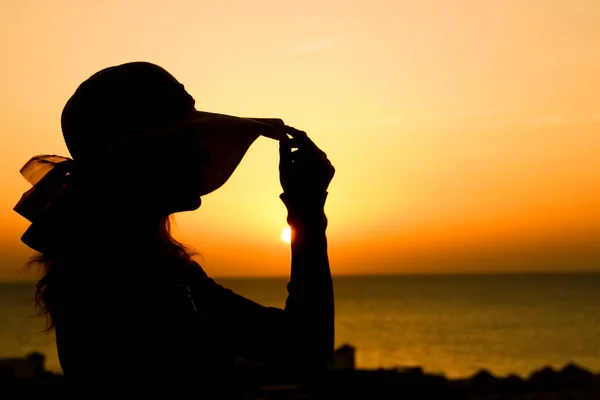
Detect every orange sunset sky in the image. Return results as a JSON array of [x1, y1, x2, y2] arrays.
[[1, 0, 599, 279]]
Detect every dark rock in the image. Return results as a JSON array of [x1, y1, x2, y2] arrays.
[[559, 363, 595, 386], [397, 366, 425, 380], [528, 365, 561, 390], [330, 344, 356, 371], [471, 369, 499, 390], [501, 374, 526, 392]]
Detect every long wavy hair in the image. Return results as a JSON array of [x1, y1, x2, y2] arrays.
[[26, 171, 196, 330]]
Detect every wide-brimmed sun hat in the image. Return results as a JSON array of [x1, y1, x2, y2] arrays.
[[63, 61, 285, 194], [14, 61, 286, 252]]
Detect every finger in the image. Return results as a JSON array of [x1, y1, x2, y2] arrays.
[[284, 125, 327, 157], [279, 138, 293, 162], [292, 146, 330, 166], [287, 138, 301, 149], [279, 139, 294, 176], [285, 126, 308, 139], [285, 126, 316, 149]]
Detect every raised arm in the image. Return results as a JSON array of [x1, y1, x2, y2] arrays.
[[278, 127, 335, 369], [189, 126, 335, 371]]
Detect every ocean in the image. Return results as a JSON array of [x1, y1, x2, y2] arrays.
[[2, 273, 600, 378]]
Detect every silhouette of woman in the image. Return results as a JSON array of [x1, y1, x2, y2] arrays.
[[14, 62, 334, 396]]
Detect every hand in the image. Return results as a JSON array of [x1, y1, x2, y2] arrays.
[[279, 126, 335, 204]]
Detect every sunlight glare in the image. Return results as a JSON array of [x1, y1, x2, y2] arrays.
[[280, 226, 291, 244]]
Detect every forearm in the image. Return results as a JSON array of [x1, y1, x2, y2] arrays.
[[281, 192, 335, 369]]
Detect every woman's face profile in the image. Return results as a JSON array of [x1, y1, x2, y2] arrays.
[[119, 128, 209, 216]]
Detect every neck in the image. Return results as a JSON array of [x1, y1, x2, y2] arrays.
[[68, 177, 170, 253]]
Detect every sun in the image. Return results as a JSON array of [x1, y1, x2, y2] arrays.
[[280, 226, 292, 244]]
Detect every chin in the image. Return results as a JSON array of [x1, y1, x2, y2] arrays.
[[190, 196, 202, 210], [184, 196, 202, 212], [168, 196, 202, 214]]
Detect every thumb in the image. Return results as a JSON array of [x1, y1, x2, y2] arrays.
[[279, 138, 293, 173]]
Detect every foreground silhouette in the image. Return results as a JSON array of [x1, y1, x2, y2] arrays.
[[3, 349, 600, 400], [13, 62, 335, 397]]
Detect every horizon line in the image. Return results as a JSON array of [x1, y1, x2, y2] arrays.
[[3, 269, 600, 283], [213, 269, 600, 279]]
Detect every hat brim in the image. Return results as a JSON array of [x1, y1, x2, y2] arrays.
[[178, 110, 286, 196]]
